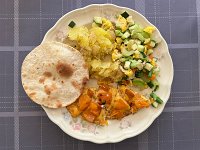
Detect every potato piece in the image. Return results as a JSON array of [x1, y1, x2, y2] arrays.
[[97, 90, 112, 104], [78, 94, 92, 111], [66, 103, 81, 117], [82, 110, 96, 123], [133, 93, 150, 109], [95, 109, 108, 126], [88, 102, 101, 116]]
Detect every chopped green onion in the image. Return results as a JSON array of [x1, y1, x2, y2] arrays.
[[148, 69, 153, 77]]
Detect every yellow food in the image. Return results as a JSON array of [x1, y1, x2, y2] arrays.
[[143, 26, 155, 34]]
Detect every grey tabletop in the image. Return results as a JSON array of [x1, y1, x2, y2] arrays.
[[0, 0, 200, 150]]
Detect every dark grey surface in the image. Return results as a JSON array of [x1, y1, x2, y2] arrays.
[[0, 0, 200, 149]]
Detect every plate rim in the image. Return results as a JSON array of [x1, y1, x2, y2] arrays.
[[42, 3, 174, 143]]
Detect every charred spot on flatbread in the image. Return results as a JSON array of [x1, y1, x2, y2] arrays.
[[56, 61, 74, 77], [43, 71, 52, 77]]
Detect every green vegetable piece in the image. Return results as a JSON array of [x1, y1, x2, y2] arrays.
[[133, 33, 145, 42], [93, 17, 102, 25], [156, 96, 163, 104], [115, 30, 123, 37], [148, 69, 153, 77], [144, 38, 151, 44], [132, 79, 147, 89], [137, 45, 144, 52], [135, 70, 142, 78], [121, 11, 129, 19], [122, 31, 131, 39], [140, 52, 147, 58], [152, 101, 158, 108], [122, 48, 135, 56], [141, 31, 150, 38], [154, 85, 159, 91], [68, 21, 76, 28], [147, 81, 154, 88], [129, 24, 142, 32], [147, 49, 153, 55], [150, 93, 163, 104], [130, 60, 138, 69]]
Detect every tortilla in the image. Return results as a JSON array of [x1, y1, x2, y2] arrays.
[[21, 42, 89, 108]]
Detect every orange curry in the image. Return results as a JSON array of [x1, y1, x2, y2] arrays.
[[67, 84, 150, 125]]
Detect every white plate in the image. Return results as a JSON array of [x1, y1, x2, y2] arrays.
[[42, 4, 174, 143]]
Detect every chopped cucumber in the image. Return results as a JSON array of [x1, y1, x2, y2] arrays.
[[137, 45, 144, 52], [121, 11, 129, 19], [147, 49, 153, 55], [115, 30, 123, 37], [68, 21, 76, 28], [122, 31, 131, 39], [122, 48, 135, 56], [144, 63, 153, 71], [144, 38, 151, 44], [140, 51, 146, 58], [119, 58, 126, 62], [124, 61, 131, 69], [152, 101, 158, 108], [93, 17, 102, 25], [136, 60, 143, 70], [132, 78, 147, 89]]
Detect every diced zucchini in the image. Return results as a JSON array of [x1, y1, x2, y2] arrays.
[[119, 58, 126, 62], [68, 21, 76, 28], [137, 45, 144, 52], [126, 16, 133, 23], [152, 101, 158, 108], [124, 61, 131, 69], [132, 78, 147, 89], [122, 31, 131, 39], [122, 48, 135, 56], [149, 40, 156, 48], [93, 17, 102, 25], [141, 31, 150, 38], [134, 39, 142, 45], [136, 60, 143, 70], [128, 22, 135, 27], [129, 24, 142, 32], [135, 70, 142, 78], [148, 69, 153, 77], [132, 33, 145, 42], [140, 51, 146, 58], [115, 30, 123, 37], [147, 81, 154, 88], [147, 49, 153, 55], [154, 85, 159, 91], [124, 39, 129, 45], [144, 38, 151, 44], [121, 11, 129, 19], [116, 22, 122, 29], [153, 67, 160, 75], [145, 63, 153, 71], [132, 44, 137, 50], [130, 60, 138, 69]]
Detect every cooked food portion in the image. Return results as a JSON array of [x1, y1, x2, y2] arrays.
[[65, 11, 163, 125], [21, 42, 89, 108], [67, 18, 123, 82], [67, 11, 160, 91], [67, 84, 154, 126]]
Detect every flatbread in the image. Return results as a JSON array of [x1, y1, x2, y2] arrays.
[[21, 42, 89, 108]]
